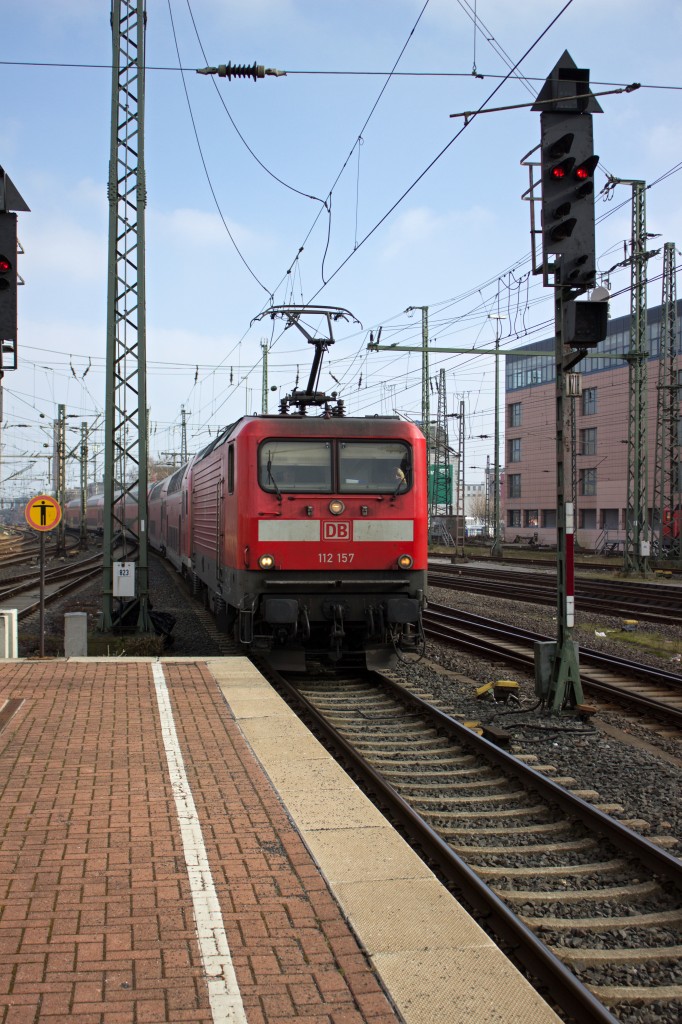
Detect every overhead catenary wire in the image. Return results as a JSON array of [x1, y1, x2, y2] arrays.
[[181, 0, 325, 205], [169, 0, 440, 431], [4, 6, 680, 449], [165, 0, 272, 296], [2, 59, 682, 92], [303, 0, 578, 304]]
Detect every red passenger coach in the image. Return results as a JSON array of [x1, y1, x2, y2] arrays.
[[148, 305, 428, 667]]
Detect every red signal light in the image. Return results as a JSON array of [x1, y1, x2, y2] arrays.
[[573, 155, 599, 182], [0, 256, 10, 274], [549, 157, 575, 182]]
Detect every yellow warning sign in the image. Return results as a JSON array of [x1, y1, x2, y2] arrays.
[[25, 494, 62, 532]]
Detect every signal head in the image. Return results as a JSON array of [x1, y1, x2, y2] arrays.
[[0, 212, 18, 343], [540, 112, 598, 290]]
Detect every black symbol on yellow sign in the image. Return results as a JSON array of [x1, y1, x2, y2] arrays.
[[25, 494, 62, 532]]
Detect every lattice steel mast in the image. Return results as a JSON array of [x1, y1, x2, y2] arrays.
[[653, 242, 680, 561], [623, 181, 649, 574], [101, 0, 151, 632]]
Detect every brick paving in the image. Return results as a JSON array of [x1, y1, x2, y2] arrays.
[[0, 660, 401, 1024]]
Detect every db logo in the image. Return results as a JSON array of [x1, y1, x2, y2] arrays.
[[323, 520, 351, 540]]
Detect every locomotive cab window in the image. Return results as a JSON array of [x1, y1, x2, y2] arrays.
[[259, 440, 332, 493], [339, 441, 410, 494], [228, 444, 235, 494]]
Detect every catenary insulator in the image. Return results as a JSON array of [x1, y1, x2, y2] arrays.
[[197, 63, 287, 80]]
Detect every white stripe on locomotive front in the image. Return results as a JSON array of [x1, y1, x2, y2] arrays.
[[352, 520, 414, 542], [257, 520, 414, 542]]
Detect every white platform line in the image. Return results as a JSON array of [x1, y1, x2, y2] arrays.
[[152, 662, 248, 1023]]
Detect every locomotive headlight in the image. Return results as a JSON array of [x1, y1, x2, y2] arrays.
[[328, 499, 345, 515], [397, 554, 413, 569], [258, 553, 275, 570]]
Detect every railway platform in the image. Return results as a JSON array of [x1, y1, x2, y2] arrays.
[[0, 656, 562, 1024]]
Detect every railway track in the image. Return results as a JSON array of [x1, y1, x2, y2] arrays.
[[442, 551, 682, 575], [423, 603, 682, 725], [428, 561, 682, 626], [266, 667, 682, 1024], [6, 554, 104, 620], [0, 530, 42, 569]]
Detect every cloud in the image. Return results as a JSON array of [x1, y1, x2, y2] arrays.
[[643, 121, 682, 166], [21, 216, 107, 286], [148, 206, 275, 255], [379, 204, 495, 262]]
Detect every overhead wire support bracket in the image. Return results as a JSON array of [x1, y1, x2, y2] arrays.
[[196, 62, 287, 80], [449, 83, 640, 122]]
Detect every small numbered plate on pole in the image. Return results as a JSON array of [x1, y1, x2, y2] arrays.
[[113, 562, 136, 598], [25, 494, 62, 532]]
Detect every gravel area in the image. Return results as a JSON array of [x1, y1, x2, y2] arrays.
[[18, 546, 227, 659], [392, 583, 682, 849]]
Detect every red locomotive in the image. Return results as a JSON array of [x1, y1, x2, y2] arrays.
[[72, 307, 427, 667], [154, 307, 427, 665]]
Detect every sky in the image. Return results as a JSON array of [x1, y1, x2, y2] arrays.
[[0, 0, 681, 500]]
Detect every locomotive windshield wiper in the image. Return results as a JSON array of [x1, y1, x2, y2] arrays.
[[393, 468, 407, 497], [267, 454, 282, 502]]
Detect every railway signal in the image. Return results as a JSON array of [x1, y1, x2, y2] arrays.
[[540, 112, 599, 289], [0, 212, 17, 342], [562, 297, 609, 348], [528, 53, 606, 713]]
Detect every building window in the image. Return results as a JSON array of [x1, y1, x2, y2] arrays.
[[582, 387, 597, 416], [508, 510, 521, 528], [508, 402, 521, 428], [507, 474, 521, 498], [524, 509, 539, 528], [542, 509, 556, 528], [581, 509, 597, 529], [601, 508, 619, 529], [580, 468, 597, 495], [580, 427, 597, 456], [508, 438, 521, 463]]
